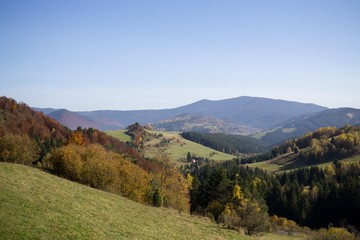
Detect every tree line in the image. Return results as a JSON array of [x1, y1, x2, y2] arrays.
[[240, 125, 360, 164], [181, 131, 267, 155], [181, 158, 360, 234]]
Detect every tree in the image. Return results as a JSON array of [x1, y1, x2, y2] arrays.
[[150, 153, 190, 212], [66, 130, 84, 145], [187, 152, 192, 162], [220, 184, 270, 235]]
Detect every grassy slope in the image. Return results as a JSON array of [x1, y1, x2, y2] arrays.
[[106, 130, 132, 142], [106, 130, 235, 163], [248, 153, 360, 173], [0, 163, 307, 240], [0, 163, 250, 240]]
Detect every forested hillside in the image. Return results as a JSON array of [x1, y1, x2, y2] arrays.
[[0, 97, 140, 162], [152, 114, 259, 135], [182, 159, 360, 234], [0, 97, 190, 212], [259, 108, 360, 145], [181, 131, 268, 154], [241, 125, 360, 166]]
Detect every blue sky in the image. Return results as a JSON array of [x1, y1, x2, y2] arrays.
[[1, 0, 359, 110]]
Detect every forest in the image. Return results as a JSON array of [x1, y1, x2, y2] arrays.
[[181, 131, 267, 154], [181, 159, 360, 233], [1, 96, 360, 238]]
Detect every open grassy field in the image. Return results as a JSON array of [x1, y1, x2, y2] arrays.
[[106, 129, 132, 142], [106, 129, 236, 163], [0, 163, 306, 240]]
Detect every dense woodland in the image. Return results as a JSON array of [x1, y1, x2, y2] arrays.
[[181, 131, 267, 154], [181, 159, 360, 233], [1, 96, 360, 238], [240, 125, 360, 164]]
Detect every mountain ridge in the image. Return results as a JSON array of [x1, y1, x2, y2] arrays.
[[35, 96, 328, 131], [258, 107, 360, 145]]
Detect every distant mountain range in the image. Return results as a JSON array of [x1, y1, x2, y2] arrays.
[[35, 96, 327, 130], [34, 96, 360, 145], [258, 107, 360, 145]]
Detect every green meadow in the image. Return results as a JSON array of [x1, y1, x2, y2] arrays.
[[107, 129, 235, 163]]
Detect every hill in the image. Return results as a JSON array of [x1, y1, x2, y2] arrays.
[[36, 96, 327, 131], [152, 114, 260, 135], [248, 152, 360, 173], [257, 108, 360, 146], [0, 162, 251, 240], [247, 125, 360, 172], [48, 109, 99, 130], [0, 97, 70, 141], [106, 129, 236, 163], [0, 96, 142, 161], [181, 131, 268, 154]]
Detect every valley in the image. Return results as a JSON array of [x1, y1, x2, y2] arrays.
[[1, 96, 360, 239], [106, 129, 236, 163]]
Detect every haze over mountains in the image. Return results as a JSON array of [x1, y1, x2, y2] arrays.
[[35, 96, 360, 145], [37, 96, 326, 129]]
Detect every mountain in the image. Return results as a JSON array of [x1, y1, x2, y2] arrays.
[[36, 96, 327, 131], [48, 109, 98, 130], [172, 96, 327, 129], [152, 114, 260, 135], [258, 108, 360, 145], [0, 96, 142, 160]]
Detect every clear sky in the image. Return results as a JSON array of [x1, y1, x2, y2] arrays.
[[1, 0, 359, 111]]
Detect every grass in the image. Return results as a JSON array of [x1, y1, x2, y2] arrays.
[[107, 129, 236, 164], [0, 163, 305, 240], [106, 130, 132, 142], [0, 162, 250, 240]]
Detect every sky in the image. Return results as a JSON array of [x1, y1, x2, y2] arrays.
[[1, 0, 360, 111]]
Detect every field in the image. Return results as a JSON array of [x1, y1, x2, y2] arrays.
[[0, 163, 305, 240], [106, 129, 236, 163], [247, 153, 360, 173], [106, 129, 132, 142]]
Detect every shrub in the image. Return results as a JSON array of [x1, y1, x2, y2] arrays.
[[48, 144, 151, 203], [310, 227, 356, 240], [0, 134, 39, 165]]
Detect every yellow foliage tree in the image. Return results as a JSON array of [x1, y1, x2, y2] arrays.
[[221, 184, 270, 235], [66, 130, 84, 145], [151, 153, 190, 212], [48, 144, 151, 204]]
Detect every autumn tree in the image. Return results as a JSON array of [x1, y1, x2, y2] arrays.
[[150, 153, 190, 212], [66, 130, 84, 145], [47, 144, 151, 204], [220, 184, 270, 235]]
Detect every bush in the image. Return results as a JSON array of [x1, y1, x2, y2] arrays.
[[310, 227, 356, 240], [0, 134, 39, 165], [48, 144, 151, 203]]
